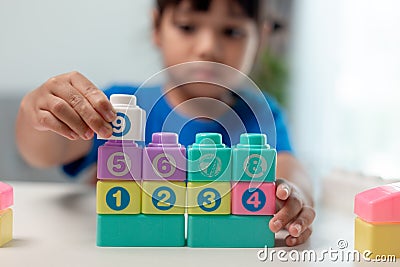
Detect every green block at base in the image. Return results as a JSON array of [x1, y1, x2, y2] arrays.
[[97, 214, 185, 247], [187, 215, 274, 248]]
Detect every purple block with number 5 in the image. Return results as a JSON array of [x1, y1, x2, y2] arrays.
[[97, 140, 142, 180], [231, 182, 275, 215], [142, 133, 186, 181]]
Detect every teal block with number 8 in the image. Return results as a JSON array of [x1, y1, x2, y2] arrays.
[[187, 133, 231, 182], [232, 133, 276, 182], [97, 214, 185, 247], [187, 215, 274, 248]]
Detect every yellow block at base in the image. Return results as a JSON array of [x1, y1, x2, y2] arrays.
[[97, 181, 141, 214], [0, 209, 13, 247], [355, 217, 400, 258]]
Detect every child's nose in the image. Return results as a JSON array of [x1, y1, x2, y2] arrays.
[[195, 30, 221, 62]]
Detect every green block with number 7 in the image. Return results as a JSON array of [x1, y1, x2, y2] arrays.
[[232, 134, 276, 182]]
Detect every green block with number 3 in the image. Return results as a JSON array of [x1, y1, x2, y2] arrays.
[[232, 134, 276, 182], [141, 181, 186, 214]]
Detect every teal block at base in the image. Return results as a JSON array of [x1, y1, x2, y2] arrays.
[[187, 215, 274, 248], [97, 214, 185, 247]]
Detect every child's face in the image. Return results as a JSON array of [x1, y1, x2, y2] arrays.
[[153, 0, 262, 89]]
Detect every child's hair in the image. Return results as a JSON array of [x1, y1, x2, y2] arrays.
[[155, 0, 267, 28]]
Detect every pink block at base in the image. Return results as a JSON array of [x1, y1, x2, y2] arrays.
[[0, 182, 13, 210], [142, 133, 186, 181], [354, 182, 400, 223], [97, 140, 142, 180], [232, 182, 275, 215]]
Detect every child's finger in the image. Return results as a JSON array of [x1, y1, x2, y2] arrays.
[[276, 181, 291, 201], [69, 72, 116, 122], [287, 206, 316, 238], [50, 83, 113, 138], [45, 95, 93, 140], [269, 193, 303, 233], [285, 227, 312, 247], [35, 110, 79, 140]]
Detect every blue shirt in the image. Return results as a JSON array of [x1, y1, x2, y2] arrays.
[[63, 84, 293, 177]]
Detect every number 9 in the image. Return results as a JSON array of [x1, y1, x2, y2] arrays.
[[112, 112, 131, 137]]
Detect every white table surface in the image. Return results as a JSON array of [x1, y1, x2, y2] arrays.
[[1, 181, 397, 267]]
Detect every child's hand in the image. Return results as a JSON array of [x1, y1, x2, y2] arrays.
[[269, 178, 316, 246], [20, 71, 116, 140]]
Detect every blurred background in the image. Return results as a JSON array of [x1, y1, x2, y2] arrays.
[[1, 0, 399, 193]]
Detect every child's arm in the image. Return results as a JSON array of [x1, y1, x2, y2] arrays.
[[16, 71, 116, 168], [269, 152, 316, 246]]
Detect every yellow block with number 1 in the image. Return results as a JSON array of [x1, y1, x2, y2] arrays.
[[187, 182, 231, 214], [142, 181, 186, 214], [97, 181, 141, 214]]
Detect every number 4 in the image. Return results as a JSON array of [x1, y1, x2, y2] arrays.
[[246, 191, 261, 209]]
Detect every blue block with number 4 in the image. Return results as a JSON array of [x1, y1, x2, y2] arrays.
[[232, 134, 276, 182], [97, 214, 185, 247], [187, 215, 274, 248]]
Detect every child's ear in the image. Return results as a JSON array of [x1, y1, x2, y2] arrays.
[[152, 9, 162, 48]]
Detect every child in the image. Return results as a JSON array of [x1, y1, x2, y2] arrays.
[[16, 0, 315, 246]]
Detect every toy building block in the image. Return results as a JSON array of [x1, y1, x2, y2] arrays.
[[97, 214, 185, 247], [354, 182, 400, 223], [354, 182, 400, 258], [187, 215, 274, 248], [97, 140, 142, 180], [187, 182, 231, 214], [97, 181, 141, 214], [187, 133, 231, 182], [142, 132, 186, 181], [0, 182, 13, 210], [232, 134, 276, 183], [354, 217, 400, 258], [231, 182, 275, 215], [0, 209, 13, 247], [98, 94, 146, 141], [141, 181, 186, 214]]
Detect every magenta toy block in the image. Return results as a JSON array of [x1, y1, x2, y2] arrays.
[[142, 133, 186, 181], [231, 182, 275, 215], [97, 140, 142, 180], [355, 182, 400, 223], [0, 182, 13, 210]]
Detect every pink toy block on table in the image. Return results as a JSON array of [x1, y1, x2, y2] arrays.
[[231, 182, 275, 215], [354, 182, 400, 222], [0, 182, 13, 210], [142, 133, 186, 181], [97, 140, 142, 180]]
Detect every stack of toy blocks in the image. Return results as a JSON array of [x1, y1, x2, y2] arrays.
[[0, 182, 13, 247], [187, 133, 276, 248], [354, 182, 400, 258]]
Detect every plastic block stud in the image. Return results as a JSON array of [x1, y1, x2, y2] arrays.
[[0, 182, 13, 210], [98, 94, 146, 141], [232, 133, 276, 183], [187, 133, 231, 182], [97, 140, 142, 180], [187, 182, 231, 214], [0, 209, 13, 247], [97, 181, 141, 214], [141, 181, 186, 214], [231, 182, 275, 215], [142, 132, 186, 181]]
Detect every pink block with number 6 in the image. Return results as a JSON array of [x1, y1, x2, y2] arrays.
[[97, 140, 142, 180], [142, 133, 186, 181], [231, 182, 275, 215]]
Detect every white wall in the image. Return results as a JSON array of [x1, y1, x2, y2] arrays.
[[0, 0, 160, 95], [290, 0, 400, 179]]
